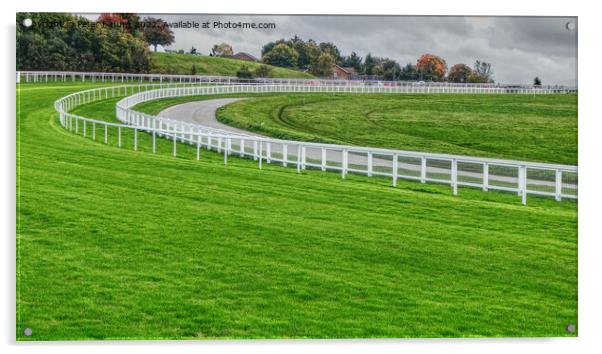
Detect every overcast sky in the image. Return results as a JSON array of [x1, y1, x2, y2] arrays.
[[83, 14, 578, 85]]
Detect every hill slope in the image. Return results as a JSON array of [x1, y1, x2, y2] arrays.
[[150, 52, 314, 79]]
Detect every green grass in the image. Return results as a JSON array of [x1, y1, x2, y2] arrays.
[[211, 93, 577, 165], [17, 82, 577, 340], [150, 52, 315, 79]]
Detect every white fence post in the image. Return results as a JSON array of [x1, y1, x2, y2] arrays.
[[392, 153, 398, 187], [283, 144, 288, 167], [152, 131, 156, 153], [342, 149, 348, 178], [296, 145, 301, 173], [451, 158, 458, 195], [173, 132, 177, 157], [483, 163, 489, 191], [421, 156, 427, 183], [519, 165, 527, 205], [258, 141, 263, 169], [555, 169, 563, 201]]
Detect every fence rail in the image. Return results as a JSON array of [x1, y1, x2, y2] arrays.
[[22, 70, 578, 93], [52, 83, 578, 204]]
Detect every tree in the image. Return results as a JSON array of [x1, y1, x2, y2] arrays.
[[362, 53, 378, 75], [211, 43, 233, 57], [416, 54, 447, 81], [469, 60, 494, 83], [236, 65, 254, 79], [309, 52, 335, 77], [261, 38, 288, 56], [290, 36, 311, 69], [142, 17, 174, 52], [262, 43, 299, 67], [372, 64, 384, 77], [381, 59, 401, 81], [97, 13, 128, 29], [448, 63, 473, 83], [120, 13, 143, 36], [340, 51, 363, 72], [399, 63, 418, 80], [533, 77, 542, 86], [190, 46, 197, 55], [254, 65, 273, 78], [318, 42, 341, 62]]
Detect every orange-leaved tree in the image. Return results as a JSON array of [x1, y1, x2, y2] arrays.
[[416, 54, 447, 81]]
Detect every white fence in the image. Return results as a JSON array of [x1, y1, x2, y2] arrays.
[[53, 83, 578, 204], [21, 70, 577, 93]]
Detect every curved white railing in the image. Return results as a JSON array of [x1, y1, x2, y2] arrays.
[[54, 83, 578, 204], [21, 70, 578, 93]]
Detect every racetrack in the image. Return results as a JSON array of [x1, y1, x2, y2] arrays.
[[158, 98, 257, 137]]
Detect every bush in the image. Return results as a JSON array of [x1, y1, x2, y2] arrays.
[[254, 65, 273, 78], [236, 65, 254, 79]]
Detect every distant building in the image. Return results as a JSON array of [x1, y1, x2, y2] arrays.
[[228, 52, 260, 62], [333, 65, 357, 80]]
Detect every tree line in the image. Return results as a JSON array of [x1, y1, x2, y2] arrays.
[[259, 36, 495, 82], [17, 13, 175, 72]]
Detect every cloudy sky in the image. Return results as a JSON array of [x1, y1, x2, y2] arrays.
[[84, 14, 578, 85]]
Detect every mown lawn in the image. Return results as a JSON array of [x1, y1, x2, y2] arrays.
[[16, 82, 577, 340], [150, 52, 315, 79], [212, 93, 577, 165]]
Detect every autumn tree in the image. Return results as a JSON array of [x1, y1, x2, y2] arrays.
[[98, 13, 142, 36], [416, 54, 447, 81], [211, 43, 233, 57], [447, 63, 473, 83], [309, 52, 335, 77], [98, 13, 128, 29], [142, 17, 174, 52], [262, 43, 299, 67]]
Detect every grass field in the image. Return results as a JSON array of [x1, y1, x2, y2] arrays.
[[16, 82, 577, 340], [150, 52, 315, 79], [215, 93, 577, 165]]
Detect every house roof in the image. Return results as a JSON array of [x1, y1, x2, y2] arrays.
[[334, 65, 357, 74], [231, 52, 259, 61]]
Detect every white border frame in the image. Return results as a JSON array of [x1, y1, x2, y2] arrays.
[[5, 1, 600, 353]]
